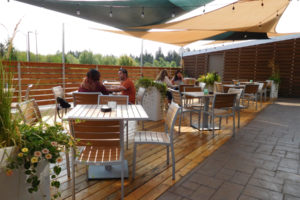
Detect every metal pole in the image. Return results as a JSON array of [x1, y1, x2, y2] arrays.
[[35, 30, 38, 62], [17, 62, 22, 102], [140, 39, 143, 77], [62, 23, 66, 97], [26, 32, 30, 62]]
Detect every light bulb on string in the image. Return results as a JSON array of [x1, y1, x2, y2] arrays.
[[109, 6, 113, 17], [203, 4, 206, 13], [171, 8, 175, 18], [76, 4, 80, 15], [232, 3, 235, 10], [141, 7, 145, 18], [261, 0, 264, 6]]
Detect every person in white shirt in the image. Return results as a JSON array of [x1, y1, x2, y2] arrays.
[[156, 69, 177, 103]]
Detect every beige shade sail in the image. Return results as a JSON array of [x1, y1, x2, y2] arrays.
[[93, 29, 226, 46], [133, 0, 290, 33]]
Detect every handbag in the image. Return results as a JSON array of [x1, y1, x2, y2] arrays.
[[56, 97, 71, 118]]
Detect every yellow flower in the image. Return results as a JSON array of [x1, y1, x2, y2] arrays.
[[45, 154, 52, 160], [6, 169, 13, 176], [31, 157, 38, 163], [18, 153, 24, 157], [21, 148, 28, 153], [68, 140, 73, 146]]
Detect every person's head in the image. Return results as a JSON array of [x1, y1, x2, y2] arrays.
[[174, 69, 183, 81], [87, 69, 100, 82], [118, 68, 128, 81], [156, 69, 169, 81]]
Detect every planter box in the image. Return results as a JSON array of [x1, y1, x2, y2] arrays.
[[0, 147, 50, 200], [267, 80, 279, 99], [142, 87, 163, 121], [0, 146, 16, 171]]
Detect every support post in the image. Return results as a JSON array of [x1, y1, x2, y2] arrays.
[[62, 23, 66, 98], [17, 62, 21, 102]]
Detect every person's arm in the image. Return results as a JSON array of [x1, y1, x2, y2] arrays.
[[99, 83, 110, 95], [106, 85, 126, 92], [164, 76, 175, 88]]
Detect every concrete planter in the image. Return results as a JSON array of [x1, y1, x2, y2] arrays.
[[267, 80, 279, 99], [142, 87, 163, 121], [0, 147, 50, 200]]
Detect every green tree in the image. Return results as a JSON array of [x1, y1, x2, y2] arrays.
[[101, 55, 117, 65], [66, 53, 79, 64], [118, 55, 137, 66], [79, 50, 96, 64], [155, 47, 164, 60], [93, 54, 103, 65]]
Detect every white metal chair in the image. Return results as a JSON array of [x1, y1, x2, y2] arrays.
[[136, 87, 146, 130], [17, 99, 71, 178], [228, 88, 245, 128], [171, 90, 200, 134], [98, 95, 130, 149], [52, 86, 70, 123], [132, 102, 180, 180], [202, 93, 237, 137], [242, 84, 259, 110], [69, 120, 125, 200]]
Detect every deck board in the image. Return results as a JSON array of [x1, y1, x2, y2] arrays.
[[46, 101, 270, 200]]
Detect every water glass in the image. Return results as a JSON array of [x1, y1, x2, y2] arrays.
[[108, 101, 117, 109], [204, 89, 209, 95]]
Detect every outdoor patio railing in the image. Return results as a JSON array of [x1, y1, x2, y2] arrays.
[[3, 61, 181, 106]]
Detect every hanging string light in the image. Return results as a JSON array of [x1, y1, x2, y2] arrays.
[[261, 0, 264, 7], [109, 6, 113, 17], [232, 3, 235, 10], [141, 7, 145, 18], [203, 4, 206, 13], [276, 10, 279, 17], [76, 4, 80, 16], [171, 7, 175, 18]]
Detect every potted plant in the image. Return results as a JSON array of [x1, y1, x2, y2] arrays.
[[197, 72, 221, 92], [5, 122, 74, 199], [135, 78, 167, 121], [268, 59, 280, 99]]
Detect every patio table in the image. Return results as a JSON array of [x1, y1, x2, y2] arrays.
[[64, 104, 149, 179], [181, 92, 218, 131]]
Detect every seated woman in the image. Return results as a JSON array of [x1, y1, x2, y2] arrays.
[[156, 69, 177, 103], [172, 69, 184, 86], [78, 69, 109, 95]]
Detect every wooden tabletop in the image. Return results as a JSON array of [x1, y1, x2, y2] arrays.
[[181, 92, 214, 98], [64, 104, 149, 121]]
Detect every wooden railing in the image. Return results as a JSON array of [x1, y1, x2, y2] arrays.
[[3, 61, 181, 106]]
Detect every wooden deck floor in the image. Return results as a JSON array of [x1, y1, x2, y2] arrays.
[[47, 101, 270, 200]]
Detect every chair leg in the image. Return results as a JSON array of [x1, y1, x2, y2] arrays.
[[54, 106, 57, 124], [119, 158, 124, 200], [178, 111, 182, 134], [166, 146, 169, 165], [189, 111, 192, 126], [219, 117, 222, 129], [65, 149, 71, 179], [212, 114, 215, 137], [170, 144, 175, 180], [233, 112, 236, 137], [132, 143, 137, 179], [238, 110, 240, 128], [256, 95, 258, 110], [142, 121, 144, 130], [71, 148, 76, 200], [126, 120, 129, 150]]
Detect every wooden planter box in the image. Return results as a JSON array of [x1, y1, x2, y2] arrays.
[[0, 147, 50, 200]]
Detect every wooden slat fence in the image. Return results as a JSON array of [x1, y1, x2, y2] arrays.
[[183, 37, 300, 97], [3, 61, 181, 106]]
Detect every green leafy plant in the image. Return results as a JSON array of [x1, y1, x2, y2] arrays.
[[6, 122, 75, 199], [197, 72, 221, 85], [0, 21, 22, 148], [268, 59, 281, 84], [135, 77, 167, 97]]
